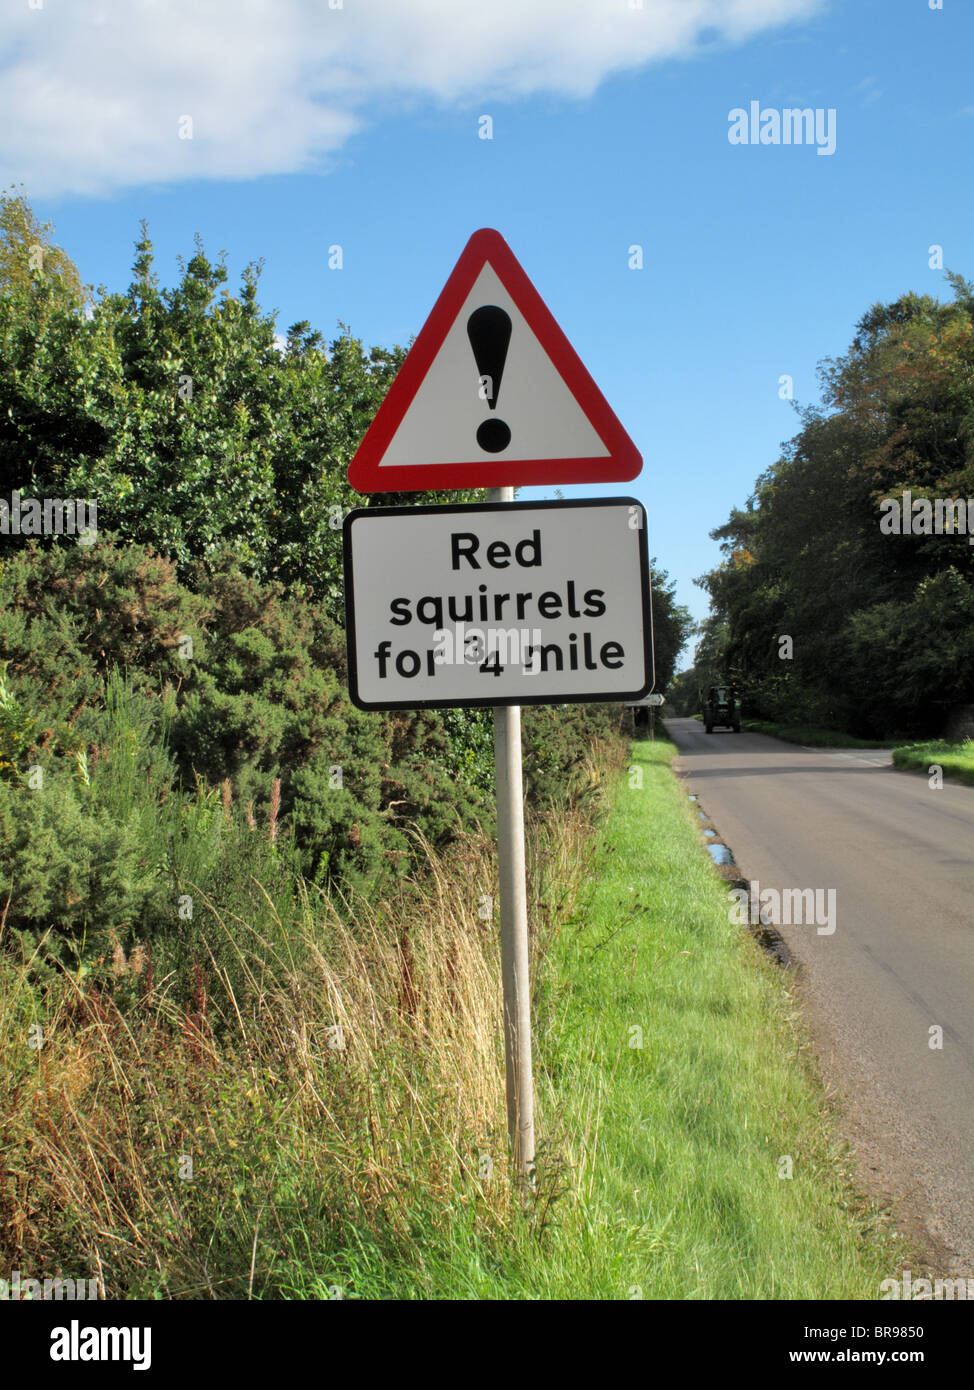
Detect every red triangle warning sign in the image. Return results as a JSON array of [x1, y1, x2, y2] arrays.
[[348, 228, 642, 492]]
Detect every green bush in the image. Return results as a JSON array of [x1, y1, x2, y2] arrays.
[[0, 536, 627, 952], [0, 536, 205, 726], [0, 674, 187, 950], [0, 205, 629, 972]]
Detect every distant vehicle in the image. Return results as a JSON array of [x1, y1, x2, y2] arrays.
[[703, 682, 741, 734]]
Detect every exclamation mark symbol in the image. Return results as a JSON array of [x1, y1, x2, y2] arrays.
[[467, 305, 512, 453]]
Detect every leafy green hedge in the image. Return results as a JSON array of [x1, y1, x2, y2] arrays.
[[0, 208, 626, 962], [0, 537, 622, 957]]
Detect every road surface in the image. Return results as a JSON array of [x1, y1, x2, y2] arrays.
[[667, 717, 974, 1277]]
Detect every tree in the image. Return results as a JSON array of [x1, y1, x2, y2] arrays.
[[647, 560, 694, 692], [0, 187, 84, 303], [1, 209, 485, 616], [0, 193, 112, 504], [697, 275, 974, 736]]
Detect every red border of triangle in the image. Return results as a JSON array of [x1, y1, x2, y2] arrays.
[[347, 228, 643, 492]]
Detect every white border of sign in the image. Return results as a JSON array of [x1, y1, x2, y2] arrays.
[[343, 497, 653, 711]]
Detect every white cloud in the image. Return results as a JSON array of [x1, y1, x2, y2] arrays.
[[2, 0, 824, 198], [856, 75, 882, 106]]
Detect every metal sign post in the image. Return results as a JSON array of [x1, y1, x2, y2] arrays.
[[487, 484, 535, 1179]]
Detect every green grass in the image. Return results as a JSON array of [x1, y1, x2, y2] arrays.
[[740, 719, 894, 748], [892, 739, 974, 786], [510, 736, 908, 1298], [5, 731, 912, 1300], [320, 737, 909, 1298]]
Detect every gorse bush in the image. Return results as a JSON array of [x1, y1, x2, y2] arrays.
[[0, 543, 478, 942], [0, 536, 624, 952], [0, 668, 282, 960], [0, 678, 172, 947], [0, 660, 37, 780]]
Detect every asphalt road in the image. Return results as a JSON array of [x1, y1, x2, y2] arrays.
[[666, 717, 974, 1276]]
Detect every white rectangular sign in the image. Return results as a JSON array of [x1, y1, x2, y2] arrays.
[[343, 498, 652, 710]]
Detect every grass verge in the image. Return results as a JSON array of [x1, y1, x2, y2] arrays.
[[1, 732, 909, 1298], [740, 719, 893, 748], [520, 736, 908, 1298], [891, 739, 974, 786]]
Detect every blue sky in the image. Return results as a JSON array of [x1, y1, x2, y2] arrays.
[[5, 0, 973, 663]]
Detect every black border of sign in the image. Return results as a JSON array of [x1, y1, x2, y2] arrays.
[[342, 496, 653, 711]]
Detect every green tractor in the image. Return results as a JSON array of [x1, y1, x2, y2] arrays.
[[703, 681, 742, 734]]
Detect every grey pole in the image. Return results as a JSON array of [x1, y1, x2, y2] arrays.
[[488, 485, 535, 1180]]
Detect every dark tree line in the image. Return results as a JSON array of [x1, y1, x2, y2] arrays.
[[686, 276, 974, 738]]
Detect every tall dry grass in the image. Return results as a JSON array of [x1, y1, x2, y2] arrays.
[[0, 736, 624, 1298]]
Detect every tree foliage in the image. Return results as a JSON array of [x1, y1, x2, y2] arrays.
[[0, 204, 482, 622], [648, 560, 694, 693], [0, 196, 643, 951], [695, 277, 974, 736], [0, 186, 84, 304]]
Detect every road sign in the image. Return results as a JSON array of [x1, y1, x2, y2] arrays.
[[347, 228, 642, 492], [343, 231, 647, 1179], [343, 497, 652, 709]]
